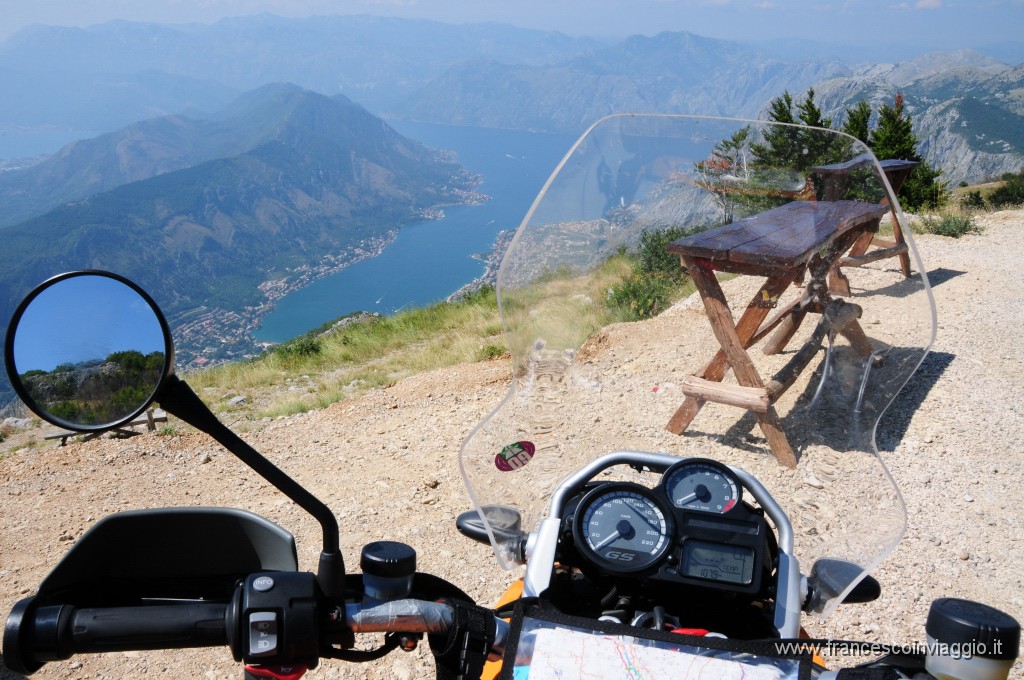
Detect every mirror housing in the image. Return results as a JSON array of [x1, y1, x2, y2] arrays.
[[456, 506, 526, 564], [805, 558, 882, 612]]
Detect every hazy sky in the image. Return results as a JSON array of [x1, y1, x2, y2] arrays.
[[1, 0, 1022, 51]]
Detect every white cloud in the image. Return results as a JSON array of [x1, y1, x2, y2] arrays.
[[915, 0, 942, 8]]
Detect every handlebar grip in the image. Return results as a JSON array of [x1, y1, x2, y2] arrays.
[[4, 600, 228, 674], [69, 603, 229, 651]]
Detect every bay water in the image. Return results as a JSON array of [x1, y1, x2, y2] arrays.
[[253, 122, 574, 343]]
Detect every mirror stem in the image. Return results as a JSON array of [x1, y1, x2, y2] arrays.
[[157, 375, 345, 596]]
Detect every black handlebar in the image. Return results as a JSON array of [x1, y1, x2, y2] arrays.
[[4, 599, 228, 674], [3, 586, 982, 680], [4, 571, 506, 677]]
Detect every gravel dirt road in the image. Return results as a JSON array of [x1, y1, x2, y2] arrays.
[[2, 210, 1022, 679]]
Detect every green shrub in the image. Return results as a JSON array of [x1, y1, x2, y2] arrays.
[[989, 172, 1024, 208], [917, 213, 982, 238], [460, 284, 498, 307], [606, 273, 675, 320], [275, 336, 322, 359], [637, 226, 696, 281], [960, 190, 985, 210], [478, 344, 506, 361]]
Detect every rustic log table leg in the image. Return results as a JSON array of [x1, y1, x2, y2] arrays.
[[879, 164, 915, 277], [837, 319, 874, 357], [748, 296, 802, 347], [762, 306, 808, 356], [666, 257, 797, 468], [890, 217, 912, 277], [667, 262, 795, 435], [765, 226, 872, 355], [828, 229, 876, 297]]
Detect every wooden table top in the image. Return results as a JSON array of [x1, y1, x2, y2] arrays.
[[667, 200, 888, 271]]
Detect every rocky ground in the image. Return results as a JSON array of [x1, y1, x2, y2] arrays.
[[2, 210, 1022, 679]]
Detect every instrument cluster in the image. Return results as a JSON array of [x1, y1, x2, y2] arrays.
[[563, 458, 774, 596]]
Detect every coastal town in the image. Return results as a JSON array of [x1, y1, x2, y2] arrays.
[[170, 230, 400, 369], [171, 190, 493, 371]]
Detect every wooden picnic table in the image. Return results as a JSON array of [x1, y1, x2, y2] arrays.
[[665, 200, 888, 468], [46, 408, 168, 446]]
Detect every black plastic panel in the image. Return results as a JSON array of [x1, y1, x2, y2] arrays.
[[33, 507, 297, 605]]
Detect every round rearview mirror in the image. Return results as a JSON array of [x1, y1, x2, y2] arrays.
[[4, 271, 173, 432]]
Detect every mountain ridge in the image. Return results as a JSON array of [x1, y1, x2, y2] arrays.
[[386, 39, 1022, 184], [389, 30, 851, 129], [810, 52, 1024, 183], [2, 17, 1022, 182], [0, 14, 604, 137], [0, 83, 480, 372], [0, 107, 272, 228]]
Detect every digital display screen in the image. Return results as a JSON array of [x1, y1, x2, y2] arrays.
[[681, 540, 754, 585]]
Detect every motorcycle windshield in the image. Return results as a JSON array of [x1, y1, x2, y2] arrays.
[[459, 114, 935, 617]]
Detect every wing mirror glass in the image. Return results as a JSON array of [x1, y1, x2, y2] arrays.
[[4, 271, 173, 431]]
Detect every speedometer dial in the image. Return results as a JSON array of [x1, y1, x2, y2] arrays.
[[662, 459, 740, 514], [573, 483, 671, 573]]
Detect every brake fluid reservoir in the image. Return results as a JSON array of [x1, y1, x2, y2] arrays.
[[925, 598, 1019, 680], [360, 541, 416, 601]]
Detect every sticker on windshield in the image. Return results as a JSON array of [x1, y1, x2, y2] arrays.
[[495, 441, 535, 472]]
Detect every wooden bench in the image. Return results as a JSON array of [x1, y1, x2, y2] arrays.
[[810, 156, 918, 294], [665, 200, 888, 467], [46, 408, 168, 446]]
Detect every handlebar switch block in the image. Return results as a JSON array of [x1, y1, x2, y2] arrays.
[[248, 611, 279, 658], [231, 572, 320, 667]]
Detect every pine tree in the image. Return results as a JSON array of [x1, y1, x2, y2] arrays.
[[750, 91, 800, 169], [870, 96, 918, 160], [842, 100, 873, 146], [796, 87, 832, 129], [750, 88, 842, 172], [796, 88, 836, 168], [870, 94, 945, 210]]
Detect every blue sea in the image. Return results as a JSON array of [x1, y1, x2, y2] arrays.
[[253, 122, 575, 343]]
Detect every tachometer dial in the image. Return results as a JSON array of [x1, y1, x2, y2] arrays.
[[572, 483, 671, 573], [662, 459, 740, 514]]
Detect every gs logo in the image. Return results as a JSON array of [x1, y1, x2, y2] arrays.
[[604, 551, 636, 562]]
